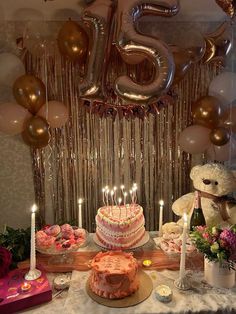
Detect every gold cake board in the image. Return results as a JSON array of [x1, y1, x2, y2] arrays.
[[86, 270, 153, 308], [93, 231, 150, 250]]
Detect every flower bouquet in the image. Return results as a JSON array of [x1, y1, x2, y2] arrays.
[[190, 225, 236, 288]]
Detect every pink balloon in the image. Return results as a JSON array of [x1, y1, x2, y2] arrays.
[[37, 101, 69, 128], [0, 102, 31, 135], [179, 125, 211, 154], [206, 138, 236, 162]]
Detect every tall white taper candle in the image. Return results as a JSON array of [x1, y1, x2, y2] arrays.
[[78, 198, 83, 228], [179, 213, 188, 279], [25, 204, 41, 281], [159, 200, 164, 237], [30, 204, 37, 271]]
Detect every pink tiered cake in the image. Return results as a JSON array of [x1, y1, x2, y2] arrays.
[[95, 204, 145, 250], [89, 251, 139, 299]]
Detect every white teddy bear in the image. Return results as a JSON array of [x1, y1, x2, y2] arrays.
[[172, 163, 236, 227]]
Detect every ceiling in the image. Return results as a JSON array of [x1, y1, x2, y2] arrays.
[[0, 0, 226, 21]]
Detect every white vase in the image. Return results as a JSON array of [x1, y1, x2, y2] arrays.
[[204, 258, 235, 289]]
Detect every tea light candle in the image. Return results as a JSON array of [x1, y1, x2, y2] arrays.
[[21, 282, 31, 292], [155, 285, 172, 302], [53, 275, 70, 290], [142, 259, 152, 267]]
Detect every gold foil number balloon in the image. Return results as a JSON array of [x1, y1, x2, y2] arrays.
[[80, 0, 113, 100], [114, 0, 179, 104], [13, 75, 46, 115]]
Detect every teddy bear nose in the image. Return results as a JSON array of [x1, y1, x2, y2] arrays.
[[203, 179, 211, 185]]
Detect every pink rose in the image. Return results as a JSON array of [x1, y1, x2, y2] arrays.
[[0, 246, 12, 278]]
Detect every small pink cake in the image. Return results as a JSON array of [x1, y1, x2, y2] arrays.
[[89, 251, 139, 299], [45, 224, 60, 237], [95, 204, 145, 250]]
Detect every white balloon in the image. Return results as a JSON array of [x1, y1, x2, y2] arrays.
[[209, 72, 236, 105], [0, 53, 25, 87]]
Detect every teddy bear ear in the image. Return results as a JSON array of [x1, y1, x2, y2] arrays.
[[190, 165, 202, 181], [232, 170, 236, 181]]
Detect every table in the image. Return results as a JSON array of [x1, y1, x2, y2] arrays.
[[20, 233, 236, 314]]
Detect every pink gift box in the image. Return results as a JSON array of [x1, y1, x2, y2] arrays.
[[0, 268, 52, 314]]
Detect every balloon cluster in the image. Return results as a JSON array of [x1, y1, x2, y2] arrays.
[[0, 53, 69, 149], [179, 72, 236, 162]]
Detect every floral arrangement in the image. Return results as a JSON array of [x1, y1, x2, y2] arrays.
[[190, 225, 236, 269], [0, 226, 31, 268]]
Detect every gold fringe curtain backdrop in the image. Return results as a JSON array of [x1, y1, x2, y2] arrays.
[[26, 51, 219, 232]]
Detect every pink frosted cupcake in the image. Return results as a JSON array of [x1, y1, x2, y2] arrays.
[[74, 228, 85, 239], [45, 224, 60, 237], [61, 224, 74, 239]]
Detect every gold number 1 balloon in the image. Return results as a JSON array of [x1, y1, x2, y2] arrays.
[[114, 0, 179, 104]]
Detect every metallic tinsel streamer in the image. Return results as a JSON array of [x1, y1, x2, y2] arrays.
[[26, 50, 220, 231]]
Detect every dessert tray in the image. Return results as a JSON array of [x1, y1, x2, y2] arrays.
[[93, 231, 150, 251], [155, 233, 196, 257], [36, 224, 88, 264]]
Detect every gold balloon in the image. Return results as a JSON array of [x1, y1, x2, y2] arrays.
[[13, 75, 46, 114], [171, 46, 192, 84], [57, 20, 88, 62], [192, 96, 225, 129], [203, 22, 232, 64], [22, 116, 49, 148], [215, 0, 236, 18], [210, 127, 230, 146]]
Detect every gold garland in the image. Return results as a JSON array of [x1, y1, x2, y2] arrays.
[[25, 51, 219, 231]]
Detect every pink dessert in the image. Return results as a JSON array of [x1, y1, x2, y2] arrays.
[[45, 224, 60, 237], [89, 251, 139, 299], [36, 224, 86, 253], [36, 231, 55, 249], [95, 204, 145, 250], [61, 224, 74, 239]]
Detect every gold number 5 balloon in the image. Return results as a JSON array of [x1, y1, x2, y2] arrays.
[[114, 0, 179, 104]]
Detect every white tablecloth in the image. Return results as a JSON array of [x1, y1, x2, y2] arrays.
[[22, 269, 236, 314], [21, 233, 236, 314]]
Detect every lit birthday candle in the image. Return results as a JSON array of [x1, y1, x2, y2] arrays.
[[120, 185, 125, 197], [102, 188, 106, 206], [159, 200, 164, 237], [118, 197, 122, 219], [132, 185, 137, 204], [78, 198, 83, 228], [113, 186, 117, 205]]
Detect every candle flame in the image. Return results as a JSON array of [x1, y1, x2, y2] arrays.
[[133, 183, 137, 187], [102, 188, 105, 192], [159, 200, 164, 206], [120, 185, 125, 190], [110, 190, 114, 196], [129, 190, 133, 194], [105, 186, 109, 190], [118, 197, 122, 204], [124, 192, 127, 197], [78, 198, 83, 204], [113, 186, 117, 191], [132, 186, 137, 191], [31, 204, 37, 213]]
